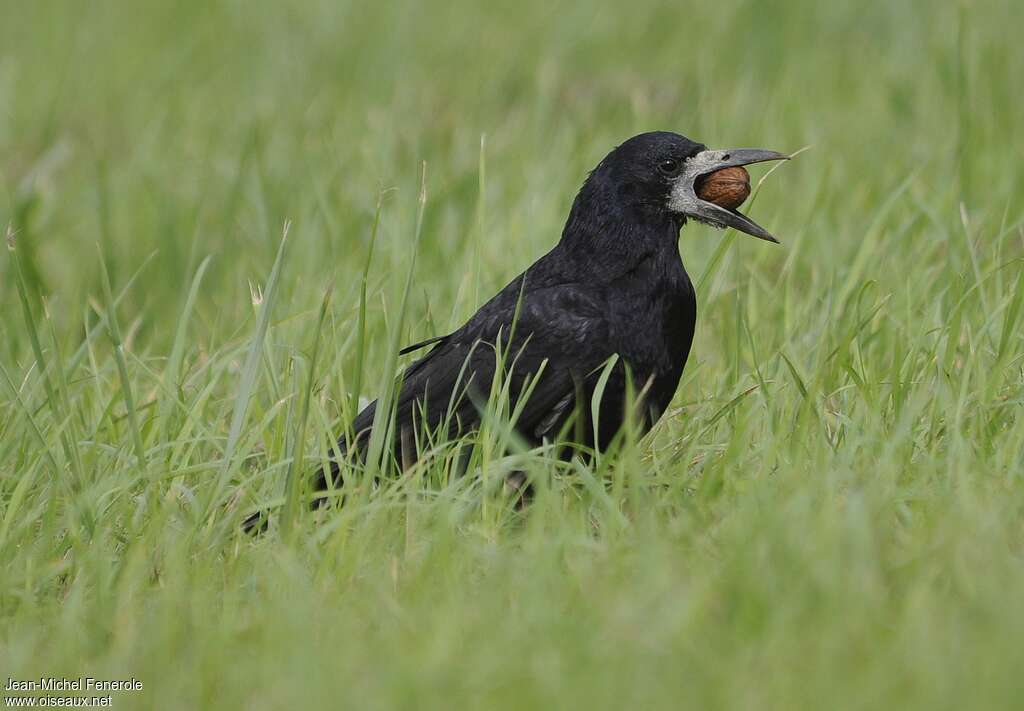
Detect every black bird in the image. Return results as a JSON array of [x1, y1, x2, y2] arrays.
[[314, 131, 786, 509]]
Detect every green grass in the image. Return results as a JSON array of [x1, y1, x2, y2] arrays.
[[2, 0, 1024, 708]]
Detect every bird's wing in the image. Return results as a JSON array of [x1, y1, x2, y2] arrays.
[[348, 280, 615, 457], [398, 334, 446, 355]]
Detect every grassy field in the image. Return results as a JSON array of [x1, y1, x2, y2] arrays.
[[2, 0, 1024, 708]]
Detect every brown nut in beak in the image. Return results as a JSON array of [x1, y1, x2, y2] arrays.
[[695, 166, 751, 210]]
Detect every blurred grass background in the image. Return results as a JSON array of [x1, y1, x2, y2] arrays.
[[2, 0, 1023, 708]]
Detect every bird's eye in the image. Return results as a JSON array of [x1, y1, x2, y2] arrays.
[[658, 158, 680, 176]]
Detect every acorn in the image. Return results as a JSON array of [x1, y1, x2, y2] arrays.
[[695, 166, 751, 210]]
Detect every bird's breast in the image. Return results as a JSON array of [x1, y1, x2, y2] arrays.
[[609, 258, 697, 392]]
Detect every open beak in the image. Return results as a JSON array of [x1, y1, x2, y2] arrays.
[[668, 148, 789, 243]]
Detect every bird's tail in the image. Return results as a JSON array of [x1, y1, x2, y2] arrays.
[[240, 434, 358, 535]]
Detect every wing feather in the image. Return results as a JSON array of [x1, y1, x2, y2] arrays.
[[342, 280, 614, 465]]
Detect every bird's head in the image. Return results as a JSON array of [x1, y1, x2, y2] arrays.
[[585, 131, 788, 243]]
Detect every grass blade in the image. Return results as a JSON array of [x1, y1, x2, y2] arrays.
[[282, 285, 332, 534], [207, 221, 290, 520], [363, 164, 429, 479], [96, 243, 147, 476]]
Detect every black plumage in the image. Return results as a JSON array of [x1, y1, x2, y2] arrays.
[[312, 131, 787, 508]]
